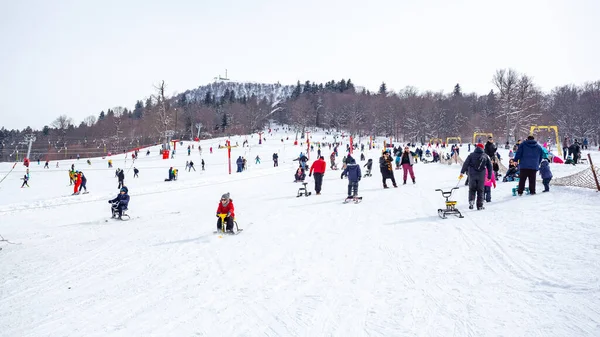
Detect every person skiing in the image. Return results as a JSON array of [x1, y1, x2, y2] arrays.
[[308, 155, 326, 195], [341, 155, 362, 200], [459, 143, 493, 210], [117, 169, 125, 189], [21, 174, 29, 188], [216, 192, 235, 233], [78, 171, 87, 193], [188, 160, 196, 171], [201, 159, 205, 170], [133, 167, 139, 178], [108, 187, 130, 219]]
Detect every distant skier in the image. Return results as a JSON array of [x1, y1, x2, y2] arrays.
[[44, 161, 49, 169], [108, 187, 130, 219], [117, 169, 125, 189], [133, 167, 139, 178], [201, 159, 205, 171], [272, 153, 278, 167], [188, 160, 196, 171], [21, 174, 29, 188]]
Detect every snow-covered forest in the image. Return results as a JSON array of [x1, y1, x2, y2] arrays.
[[1, 69, 599, 162]]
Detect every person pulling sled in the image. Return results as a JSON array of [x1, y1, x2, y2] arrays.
[[108, 186, 130, 220]]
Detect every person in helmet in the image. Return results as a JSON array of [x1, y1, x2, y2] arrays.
[[108, 186, 130, 219], [216, 192, 235, 233]]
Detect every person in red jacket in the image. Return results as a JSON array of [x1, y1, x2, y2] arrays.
[[309, 156, 327, 195], [216, 192, 235, 233]]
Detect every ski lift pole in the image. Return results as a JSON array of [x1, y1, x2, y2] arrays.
[[0, 162, 18, 186]]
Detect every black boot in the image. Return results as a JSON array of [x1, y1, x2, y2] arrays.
[[403, 180, 406, 185]]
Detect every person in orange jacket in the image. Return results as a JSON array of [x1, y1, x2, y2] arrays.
[[309, 156, 327, 195], [216, 192, 235, 233]]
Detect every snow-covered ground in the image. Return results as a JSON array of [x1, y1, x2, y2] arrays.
[[1, 129, 599, 337]]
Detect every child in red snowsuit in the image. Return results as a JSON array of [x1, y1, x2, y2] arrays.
[[216, 192, 235, 233]]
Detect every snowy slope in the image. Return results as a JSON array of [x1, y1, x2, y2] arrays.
[[1, 130, 600, 337]]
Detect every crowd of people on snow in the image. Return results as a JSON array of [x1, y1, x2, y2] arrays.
[[7, 129, 597, 228]]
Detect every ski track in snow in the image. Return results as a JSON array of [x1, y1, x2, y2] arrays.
[[1, 131, 600, 337]]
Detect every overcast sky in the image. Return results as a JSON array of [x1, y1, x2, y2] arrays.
[[1, 0, 599, 130]]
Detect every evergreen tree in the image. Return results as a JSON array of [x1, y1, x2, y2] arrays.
[[291, 81, 302, 99], [340, 79, 347, 92], [379, 82, 387, 95], [42, 125, 50, 136], [346, 79, 355, 92], [453, 83, 462, 97], [99, 111, 105, 120], [204, 91, 213, 105], [229, 89, 236, 103], [133, 100, 144, 119], [221, 113, 227, 132]]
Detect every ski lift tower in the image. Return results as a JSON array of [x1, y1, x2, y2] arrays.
[[163, 130, 175, 151], [20, 134, 36, 166]]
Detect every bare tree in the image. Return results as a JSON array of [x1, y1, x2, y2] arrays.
[[83, 115, 97, 127], [152, 80, 172, 144]]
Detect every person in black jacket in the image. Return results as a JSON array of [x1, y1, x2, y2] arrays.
[[484, 137, 497, 158], [460, 143, 493, 210], [379, 151, 397, 188], [117, 169, 125, 189]]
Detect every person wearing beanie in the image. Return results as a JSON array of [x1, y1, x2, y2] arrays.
[[514, 135, 543, 195], [459, 142, 493, 210], [216, 192, 235, 233], [341, 155, 362, 200], [484, 137, 497, 158]]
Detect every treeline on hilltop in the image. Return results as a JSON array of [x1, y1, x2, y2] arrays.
[[1, 69, 599, 162]]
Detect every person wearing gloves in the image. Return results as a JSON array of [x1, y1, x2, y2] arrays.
[[341, 155, 362, 200], [459, 143, 493, 210], [108, 187, 130, 219], [216, 192, 235, 233]]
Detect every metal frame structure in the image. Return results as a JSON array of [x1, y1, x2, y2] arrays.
[[529, 125, 562, 157]]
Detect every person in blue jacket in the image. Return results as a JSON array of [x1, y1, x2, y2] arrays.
[[514, 135, 544, 195], [108, 186, 130, 219], [341, 155, 362, 199], [539, 159, 553, 192]]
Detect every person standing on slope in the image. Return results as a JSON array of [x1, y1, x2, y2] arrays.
[[459, 143, 492, 210], [484, 136, 497, 158], [400, 146, 416, 184], [341, 155, 362, 200], [309, 155, 326, 195], [514, 135, 543, 195], [379, 151, 397, 188]]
